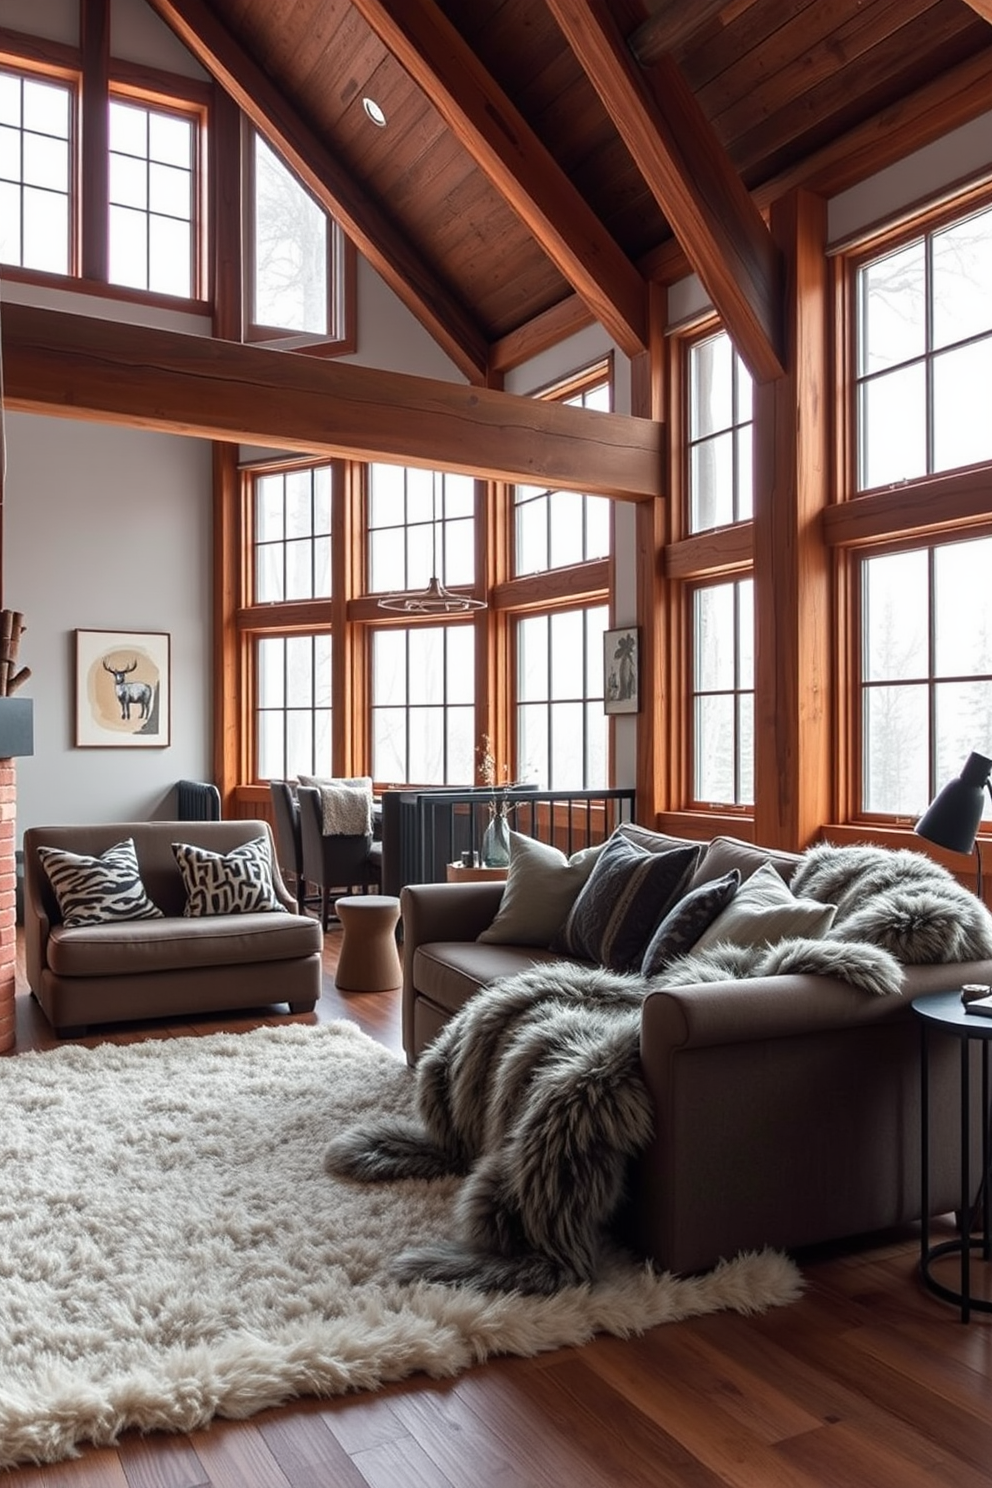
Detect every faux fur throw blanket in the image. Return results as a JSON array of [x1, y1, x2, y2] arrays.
[[325, 844, 992, 1293]]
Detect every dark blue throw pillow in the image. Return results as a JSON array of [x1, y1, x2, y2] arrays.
[[640, 869, 741, 977], [551, 832, 701, 972]]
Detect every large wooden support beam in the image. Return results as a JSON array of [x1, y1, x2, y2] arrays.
[[629, 0, 731, 65], [545, 0, 785, 384], [960, 0, 992, 21], [752, 191, 832, 851], [349, 0, 647, 358], [144, 0, 489, 385], [2, 303, 662, 499]]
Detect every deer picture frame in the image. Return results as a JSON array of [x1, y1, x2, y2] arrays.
[[75, 630, 171, 748], [603, 626, 639, 715]]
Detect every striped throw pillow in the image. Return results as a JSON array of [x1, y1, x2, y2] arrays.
[[172, 836, 285, 917], [38, 838, 164, 928], [551, 831, 701, 972]]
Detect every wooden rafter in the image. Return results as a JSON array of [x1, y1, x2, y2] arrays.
[[545, 0, 785, 383], [144, 0, 490, 384], [628, 0, 731, 65], [348, 0, 648, 359], [959, 0, 992, 21], [1, 304, 662, 500]]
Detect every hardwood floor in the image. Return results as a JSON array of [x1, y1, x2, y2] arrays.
[[6, 928, 992, 1486]]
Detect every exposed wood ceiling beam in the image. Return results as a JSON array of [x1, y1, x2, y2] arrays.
[[348, 0, 648, 359], [144, 0, 490, 385], [629, 0, 730, 65], [960, 0, 992, 20], [545, 0, 785, 383], [2, 304, 662, 500]]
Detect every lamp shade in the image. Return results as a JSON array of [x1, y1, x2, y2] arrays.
[[914, 751, 992, 854]]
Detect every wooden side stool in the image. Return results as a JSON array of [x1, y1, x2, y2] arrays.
[[334, 894, 402, 992]]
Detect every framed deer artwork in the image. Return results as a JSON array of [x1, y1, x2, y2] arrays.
[[603, 626, 639, 715], [75, 630, 171, 748]]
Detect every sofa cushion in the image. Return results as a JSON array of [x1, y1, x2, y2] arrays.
[[413, 941, 584, 1017], [641, 869, 741, 976], [690, 835, 800, 891], [691, 860, 836, 952], [551, 831, 701, 972], [46, 911, 321, 979], [477, 832, 603, 946], [172, 836, 285, 917], [37, 838, 164, 928]]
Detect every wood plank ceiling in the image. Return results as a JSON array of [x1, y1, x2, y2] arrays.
[[147, 0, 992, 384]]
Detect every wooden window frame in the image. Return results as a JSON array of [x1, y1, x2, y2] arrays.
[[243, 122, 355, 356], [0, 51, 79, 279]]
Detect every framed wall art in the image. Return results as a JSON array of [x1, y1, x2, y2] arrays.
[[75, 630, 171, 748], [604, 626, 639, 715]]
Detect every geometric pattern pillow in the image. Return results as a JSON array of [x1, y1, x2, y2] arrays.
[[640, 868, 741, 977], [171, 836, 285, 917], [37, 838, 164, 928], [551, 831, 701, 972]]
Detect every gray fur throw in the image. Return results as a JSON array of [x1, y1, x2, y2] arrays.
[[325, 844, 992, 1292], [325, 963, 653, 1294]]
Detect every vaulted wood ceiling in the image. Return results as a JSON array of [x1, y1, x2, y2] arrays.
[[146, 0, 992, 384]]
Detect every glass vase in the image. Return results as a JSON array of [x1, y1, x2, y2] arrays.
[[481, 812, 510, 868]]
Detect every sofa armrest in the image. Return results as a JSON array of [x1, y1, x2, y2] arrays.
[[400, 880, 506, 952]]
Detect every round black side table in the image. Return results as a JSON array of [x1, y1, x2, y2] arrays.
[[912, 991, 992, 1323]]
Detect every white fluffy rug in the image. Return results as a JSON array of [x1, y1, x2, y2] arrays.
[[0, 1021, 802, 1467]]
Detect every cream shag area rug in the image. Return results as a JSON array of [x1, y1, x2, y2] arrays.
[[0, 1021, 802, 1468]]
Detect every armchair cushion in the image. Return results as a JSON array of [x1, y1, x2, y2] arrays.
[[172, 836, 285, 917], [37, 838, 164, 928]]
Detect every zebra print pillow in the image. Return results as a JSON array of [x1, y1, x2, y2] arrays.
[[172, 836, 285, 917], [38, 838, 164, 928]]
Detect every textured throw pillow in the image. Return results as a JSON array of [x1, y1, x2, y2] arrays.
[[640, 869, 741, 976], [298, 775, 373, 836], [551, 831, 701, 972], [172, 836, 285, 917], [38, 838, 164, 928], [691, 859, 836, 953], [477, 832, 604, 946]]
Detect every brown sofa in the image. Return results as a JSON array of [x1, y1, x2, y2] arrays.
[[23, 820, 323, 1037], [400, 830, 992, 1275]]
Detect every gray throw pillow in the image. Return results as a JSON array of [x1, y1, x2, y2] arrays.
[[551, 831, 701, 972], [641, 869, 741, 976], [477, 832, 604, 946], [691, 860, 836, 952]]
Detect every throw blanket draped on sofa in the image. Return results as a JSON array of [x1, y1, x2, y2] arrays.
[[325, 844, 992, 1292]]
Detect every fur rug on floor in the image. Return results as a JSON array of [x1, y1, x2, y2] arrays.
[[326, 843, 992, 1291], [0, 1022, 801, 1470]]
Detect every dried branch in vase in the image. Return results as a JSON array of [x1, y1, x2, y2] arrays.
[[0, 610, 29, 696]]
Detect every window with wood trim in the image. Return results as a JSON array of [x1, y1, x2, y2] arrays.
[[0, 64, 73, 275], [367, 464, 474, 595], [370, 624, 475, 784], [691, 578, 754, 808], [513, 368, 611, 576], [516, 605, 609, 789], [687, 329, 753, 532], [860, 536, 992, 820], [856, 202, 992, 491], [254, 464, 332, 604], [246, 128, 350, 348], [256, 633, 333, 782], [108, 93, 199, 298]]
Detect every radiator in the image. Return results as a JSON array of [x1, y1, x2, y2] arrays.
[[176, 779, 222, 821]]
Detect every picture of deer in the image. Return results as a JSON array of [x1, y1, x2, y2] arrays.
[[102, 657, 153, 721]]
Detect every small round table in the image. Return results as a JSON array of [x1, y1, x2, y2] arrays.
[[334, 894, 402, 993], [912, 990, 992, 1322]]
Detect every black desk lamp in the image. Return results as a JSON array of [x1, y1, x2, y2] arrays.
[[915, 751, 992, 899]]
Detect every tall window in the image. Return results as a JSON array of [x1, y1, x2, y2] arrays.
[[367, 464, 474, 594], [256, 634, 332, 781], [0, 66, 72, 274], [861, 536, 992, 817], [516, 606, 608, 789], [108, 97, 196, 297], [857, 203, 992, 489], [254, 465, 332, 603], [692, 579, 754, 807], [687, 331, 753, 532], [370, 626, 475, 784], [513, 376, 611, 576], [251, 133, 328, 334]]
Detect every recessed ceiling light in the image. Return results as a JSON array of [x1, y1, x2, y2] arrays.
[[362, 97, 387, 127]]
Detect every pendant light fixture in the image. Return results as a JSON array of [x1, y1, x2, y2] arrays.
[[377, 470, 486, 614]]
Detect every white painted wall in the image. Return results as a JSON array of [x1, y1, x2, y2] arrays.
[[5, 414, 213, 833]]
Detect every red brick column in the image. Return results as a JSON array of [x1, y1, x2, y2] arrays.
[[0, 758, 16, 1051]]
